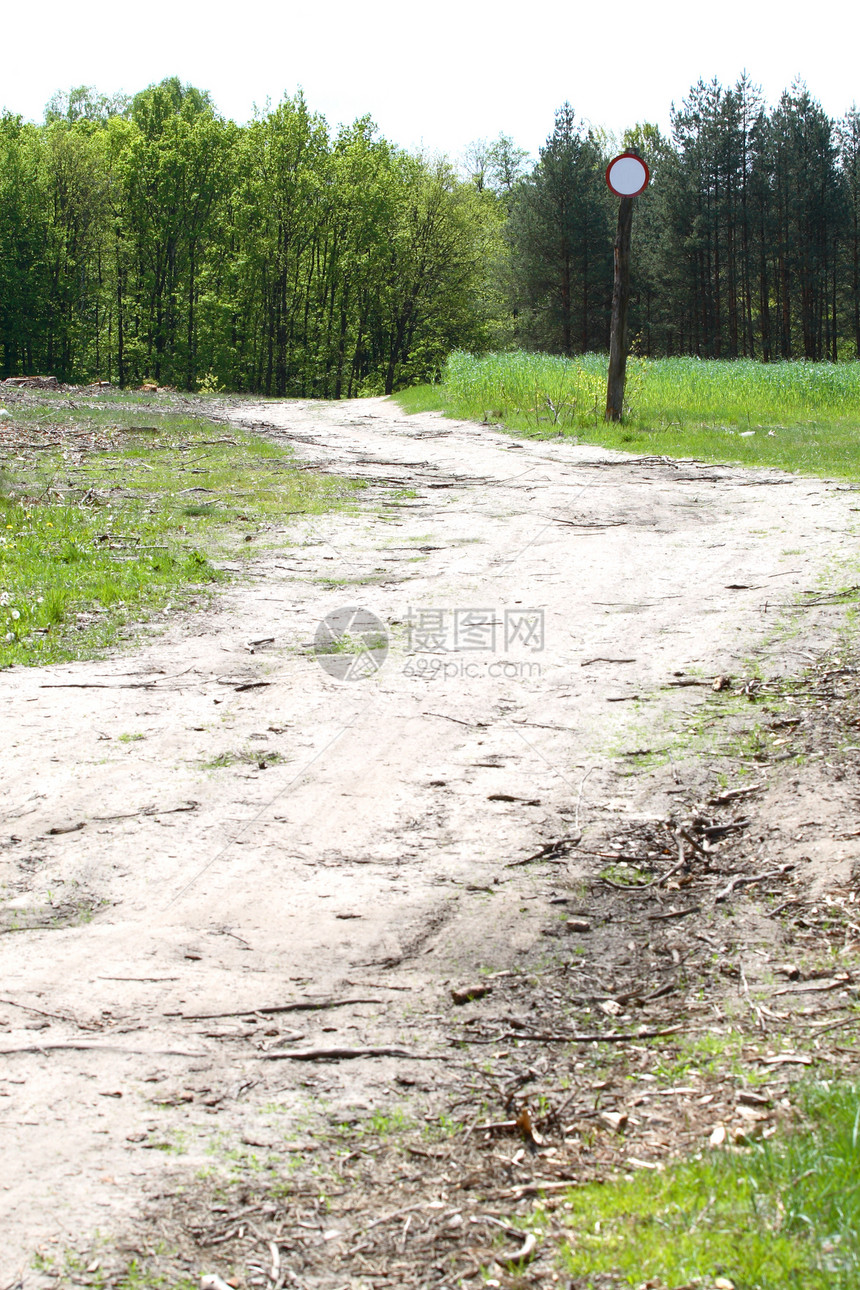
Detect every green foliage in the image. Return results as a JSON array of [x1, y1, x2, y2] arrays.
[[630, 75, 858, 362], [44, 84, 130, 124], [0, 81, 503, 394], [489, 78, 860, 365], [4, 74, 860, 387], [461, 132, 530, 199]]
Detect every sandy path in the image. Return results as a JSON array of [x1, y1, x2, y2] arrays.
[[0, 396, 852, 1281]]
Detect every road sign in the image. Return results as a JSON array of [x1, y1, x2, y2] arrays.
[[604, 152, 649, 421], [605, 152, 650, 198]]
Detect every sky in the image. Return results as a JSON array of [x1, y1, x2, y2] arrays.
[[2, 0, 857, 162]]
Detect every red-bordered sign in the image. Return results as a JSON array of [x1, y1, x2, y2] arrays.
[[605, 152, 650, 197]]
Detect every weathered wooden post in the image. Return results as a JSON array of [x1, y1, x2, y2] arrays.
[[604, 151, 650, 422]]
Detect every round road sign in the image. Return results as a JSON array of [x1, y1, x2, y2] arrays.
[[605, 152, 650, 198]]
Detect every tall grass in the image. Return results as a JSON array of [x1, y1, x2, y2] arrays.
[[441, 349, 609, 428], [394, 350, 860, 479], [440, 350, 860, 430]]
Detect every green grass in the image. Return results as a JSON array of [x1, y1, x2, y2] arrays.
[[114, 1264, 197, 1290], [0, 393, 363, 668], [394, 351, 860, 479], [556, 1079, 860, 1289]]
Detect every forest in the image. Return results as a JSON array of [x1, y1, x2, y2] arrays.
[[0, 74, 858, 396]]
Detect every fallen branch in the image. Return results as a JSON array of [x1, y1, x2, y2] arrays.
[[0, 997, 77, 1024], [490, 1223, 538, 1264], [422, 710, 483, 727], [549, 517, 625, 529], [656, 838, 690, 888], [92, 801, 198, 822], [806, 1015, 860, 1037], [715, 863, 794, 903], [759, 1053, 813, 1067], [485, 1024, 683, 1045], [580, 657, 636, 666], [701, 818, 750, 838], [798, 586, 860, 606], [98, 976, 179, 983], [773, 974, 851, 997], [769, 898, 803, 917], [580, 849, 670, 863], [507, 834, 581, 867], [40, 682, 162, 690], [179, 996, 383, 1020], [706, 779, 768, 799], [600, 838, 688, 892], [647, 905, 701, 921], [0, 1042, 204, 1057], [259, 1045, 442, 1061], [485, 1180, 579, 1201], [678, 828, 710, 859], [347, 1201, 430, 1246], [614, 982, 677, 1006]]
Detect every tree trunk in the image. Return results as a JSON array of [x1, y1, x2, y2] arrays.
[[561, 244, 572, 357], [116, 259, 125, 387], [186, 242, 196, 391], [334, 291, 349, 400], [855, 252, 860, 360]]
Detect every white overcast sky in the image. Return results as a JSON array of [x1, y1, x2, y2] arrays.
[[2, 0, 857, 161]]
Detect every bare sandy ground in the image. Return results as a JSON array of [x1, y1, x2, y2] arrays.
[[1, 396, 857, 1284]]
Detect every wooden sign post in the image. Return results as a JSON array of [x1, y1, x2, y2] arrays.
[[604, 151, 650, 422]]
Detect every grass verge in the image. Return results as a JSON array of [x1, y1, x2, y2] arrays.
[[555, 1078, 860, 1289], [0, 391, 362, 667], [394, 351, 860, 480]]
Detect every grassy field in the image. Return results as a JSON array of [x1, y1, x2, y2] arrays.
[[394, 351, 860, 479], [554, 1078, 860, 1288], [0, 391, 361, 669]]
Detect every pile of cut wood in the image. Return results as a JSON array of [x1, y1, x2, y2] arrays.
[[2, 375, 61, 390]]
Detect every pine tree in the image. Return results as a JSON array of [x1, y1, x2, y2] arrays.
[[507, 104, 612, 355]]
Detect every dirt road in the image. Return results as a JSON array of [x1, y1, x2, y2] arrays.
[[1, 396, 857, 1285]]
